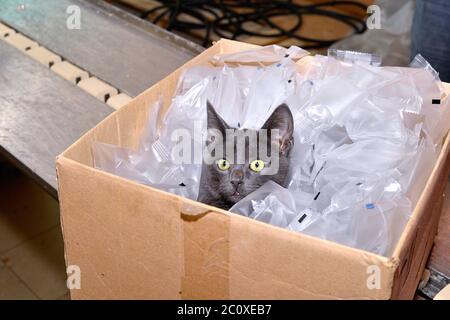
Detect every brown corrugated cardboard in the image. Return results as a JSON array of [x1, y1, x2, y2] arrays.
[[56, 39, 450, 300]]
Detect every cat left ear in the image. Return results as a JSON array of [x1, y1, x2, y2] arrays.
[[262, 104, 294, 155], [207, 101, 230, 136]]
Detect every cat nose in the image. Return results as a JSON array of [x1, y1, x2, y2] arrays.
[[230, 170, 244, 186], [230, 180, 243, 186]]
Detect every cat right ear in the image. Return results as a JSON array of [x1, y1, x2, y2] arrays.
[[262, 103, 294, 156], [207, 101, 229, 135]]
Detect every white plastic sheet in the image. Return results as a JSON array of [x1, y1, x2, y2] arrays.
[[93, 45, 449, 256], [330, 0, 414, 66]]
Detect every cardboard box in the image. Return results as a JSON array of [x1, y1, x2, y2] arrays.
[[56, 39, 450, 299]]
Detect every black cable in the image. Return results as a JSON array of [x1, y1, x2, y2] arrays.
[[139, 0, 368, 49]]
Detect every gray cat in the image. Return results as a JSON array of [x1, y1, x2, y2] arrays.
[[198, 102, 294, 210]]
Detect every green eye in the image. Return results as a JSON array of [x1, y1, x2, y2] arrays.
[[249, 160, 265, 172], [216, 159, 231, 171]]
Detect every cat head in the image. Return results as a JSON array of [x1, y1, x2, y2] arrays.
[[201, 101, 294, 208]]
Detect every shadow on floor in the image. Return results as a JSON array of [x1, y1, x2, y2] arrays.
[[0, 157, 68, 300]]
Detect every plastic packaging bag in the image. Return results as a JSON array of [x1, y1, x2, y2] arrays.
[[330, 0, 415, 66], [93, 45, 450, 257]]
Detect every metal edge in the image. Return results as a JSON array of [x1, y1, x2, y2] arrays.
[[417, 267, 450, 299], [82, 0, 205, 55], [0, 145, 58, 200]]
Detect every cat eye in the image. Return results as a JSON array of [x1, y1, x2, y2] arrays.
[[249, 160, 265, 172], [216, 159, 231, 171]]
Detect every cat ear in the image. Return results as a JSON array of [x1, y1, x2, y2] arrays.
[[262, 104, 294, 155], [207, 101, 230, 135]]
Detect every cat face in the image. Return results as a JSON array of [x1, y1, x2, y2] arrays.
[[198, 102, 294, 209]]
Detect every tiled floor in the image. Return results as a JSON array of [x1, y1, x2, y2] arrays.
[[0, 160, 68, 300]]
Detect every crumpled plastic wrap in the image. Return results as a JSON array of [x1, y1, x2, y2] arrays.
[[93, 44, 449, 257], [330, 0, 414, 66]]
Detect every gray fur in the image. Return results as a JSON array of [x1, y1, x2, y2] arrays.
[[198, 102, 294, 210]]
